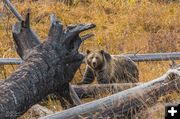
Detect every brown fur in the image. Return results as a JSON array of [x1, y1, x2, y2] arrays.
[[78, 50, 139, 84]]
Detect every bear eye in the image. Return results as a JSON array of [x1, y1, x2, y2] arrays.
[[95, 57, 98, 59]]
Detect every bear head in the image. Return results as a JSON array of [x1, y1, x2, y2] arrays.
[[85, 50, 111, 70]]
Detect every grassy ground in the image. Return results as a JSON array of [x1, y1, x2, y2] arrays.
[[0, 0, 180, 119]]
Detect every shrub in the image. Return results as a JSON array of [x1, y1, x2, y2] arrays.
[[148, 29, 178, 52]]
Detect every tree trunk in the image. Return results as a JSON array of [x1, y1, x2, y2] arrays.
[[42, 83, 141, 102], [0, 13, 95, 119], [13, 11, 83, 108], [41, 65, 180, 119], [4, 0, 85, 108]]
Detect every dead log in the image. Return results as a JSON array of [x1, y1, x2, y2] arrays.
[[122, 52, 180, 62], [1, 82, 50, 117], [41, 83, 141, 102], [0, 12, 95, 119], [72, 83, 141, 98], [3, 78, 142, 100], [12, 11, 82, 107], [27, 104, 54, 117], [1, 79, 53, 118], [0, 58, 23, 65], [41, 65, 180, 119], [1, 52, 180, 65], [1, 79, 142, 99], [4, 0, 85, 107], [3, 0, 23, 21]]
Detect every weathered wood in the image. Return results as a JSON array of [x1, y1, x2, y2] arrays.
[[72, 83, 141, 98], [122, 52, 180, 62], [1, 80, 53, 118], [1, 52, 180, 65], [0, 12, 95, 119], [27, 104, 54, 117], [1, 80, 142, 99], [1, 78, 142, 99], [69, 84, 82, 105], [4, 0, 84, 108], [12, 12, 41, 60], [0, 58, 23, 65], [12, 11, 82, 108], [41, 65, 180, 119], [3, 0, 23, 21]]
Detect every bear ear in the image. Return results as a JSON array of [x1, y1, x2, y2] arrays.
[[100, 50, 111, 61], [86, 49, 91, 55], [99, 50, 104, 55]]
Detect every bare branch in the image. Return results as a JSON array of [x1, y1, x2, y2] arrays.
[[3, 0, 23, 21], [81, 33, 94, 41], [48, 14, 63, 40]]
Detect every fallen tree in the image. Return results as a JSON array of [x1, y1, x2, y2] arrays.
[[1, 52, 180, 65], [3, 76, 142, 100], [122, 52, 180, 62], [41, 65, 180, 119], [72, 83, 141, 98], [0, 58, 22, 65], [0, 11, 95, 119], [1, 79, 142, 99], [4, 0, 84, 108]]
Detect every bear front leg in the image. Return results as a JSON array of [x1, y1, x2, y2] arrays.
[[77, 66, 95, 85], [96, 71, 110, 84], [97, 77, 110, 84]]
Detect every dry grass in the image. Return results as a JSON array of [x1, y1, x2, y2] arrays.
[[0, 0, 180, 119]]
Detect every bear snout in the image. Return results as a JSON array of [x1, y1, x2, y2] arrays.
[[92, 62, 96, 67], [92, 58, 97, 68]]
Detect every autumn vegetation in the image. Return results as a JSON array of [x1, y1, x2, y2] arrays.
[[0, 0, 179, 118]]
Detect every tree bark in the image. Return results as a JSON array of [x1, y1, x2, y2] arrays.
[[1, 80, 142, 99], [4, 0, 85, 108], [40, 65, 180, 119], [12, 11, 84, 108], [0, 13, 95, 119]]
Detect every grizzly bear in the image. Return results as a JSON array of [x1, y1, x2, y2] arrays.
[[78, 50, 139, 84]]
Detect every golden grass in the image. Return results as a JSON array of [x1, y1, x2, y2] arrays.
[[0, 0, 180, 118]]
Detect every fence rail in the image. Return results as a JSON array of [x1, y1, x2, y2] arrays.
[[0, 58, 23, 65], [122, 52, 180, 62], [0, 52, 180, 65]]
